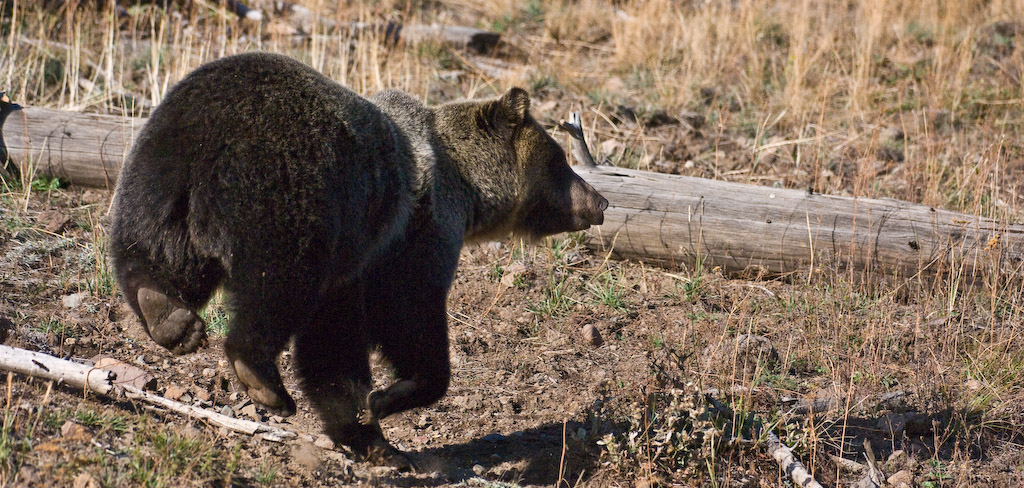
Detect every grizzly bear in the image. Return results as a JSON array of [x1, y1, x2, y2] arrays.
[[108, 52, 607, 465]]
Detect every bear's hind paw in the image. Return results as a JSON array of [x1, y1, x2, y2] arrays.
[[137, 287, 207, 354]]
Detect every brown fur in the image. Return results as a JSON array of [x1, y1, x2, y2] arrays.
[[108, 52, 606, 464]]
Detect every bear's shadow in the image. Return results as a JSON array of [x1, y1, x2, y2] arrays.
[[379, 419, 620, 486]]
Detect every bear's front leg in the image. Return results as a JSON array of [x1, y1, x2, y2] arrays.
[[295, 282, 416, 470], [359, 287, 451, 425]]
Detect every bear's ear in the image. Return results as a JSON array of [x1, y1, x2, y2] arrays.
[[498, 87, 530, 126]]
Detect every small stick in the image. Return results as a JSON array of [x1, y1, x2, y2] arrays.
[[767, 432, 825, 488], [0, 345, 295, 442]]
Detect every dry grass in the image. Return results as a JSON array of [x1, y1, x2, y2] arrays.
[[2, 0, 1024, 486]]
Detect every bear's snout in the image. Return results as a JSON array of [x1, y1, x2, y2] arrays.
[[569, 178, 608, 229]]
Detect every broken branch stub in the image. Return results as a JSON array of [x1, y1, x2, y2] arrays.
[[559, 111, 597, 167]]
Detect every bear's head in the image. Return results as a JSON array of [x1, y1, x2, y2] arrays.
[[436, 88, 608, 242]]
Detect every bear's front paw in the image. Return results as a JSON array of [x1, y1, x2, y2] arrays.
[[137, 287, 208, 354], [357, 389, 386, 425], [363, 437, 416, 472]]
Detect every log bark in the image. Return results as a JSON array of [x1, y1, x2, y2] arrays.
[[2, 106, 140, 189], [4, 104, 1024, 280], [576, 165, 1024, 279]]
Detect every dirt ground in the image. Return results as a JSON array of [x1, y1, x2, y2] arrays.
[[2, 119, 1022, 487]]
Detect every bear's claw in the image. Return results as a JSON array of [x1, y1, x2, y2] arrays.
[[357, 389, 386, 426], [137, 287, 207, 355]]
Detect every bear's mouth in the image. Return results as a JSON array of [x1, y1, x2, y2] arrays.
[[571, 193, 608, 230]]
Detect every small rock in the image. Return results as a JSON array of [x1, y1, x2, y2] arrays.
[[219, 405, 234, 418], [965, 379, 983, 391], [603, 77, 625, 93], [164, 385, 188, 401], [481, 433, 505, 442], [730, 334, 778, 373], [38, 209, 71, 234], [73, 472, 99, 488], [239, 403, 260, 420], [63, 292, 88, 309], [500, 262, 527, 288], [291, 440, 321, 470], [887, 469, 914, 487], [536, 100, 558, 113], [314, 435, 335, 449], [80, 190, 106, 204], [193, 388, 211, 402], [883, 450, 907, 472], [472, 464, 486, 476], [0, 316, 11, 344], [61, 421, 89, 442], [877, 412, 907, 436], [201, 367, 216, 378], [581, 324, 603, 347], [95, 356, 158, 390]]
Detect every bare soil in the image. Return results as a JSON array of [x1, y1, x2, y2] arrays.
[[2, 132, 1022, 487]]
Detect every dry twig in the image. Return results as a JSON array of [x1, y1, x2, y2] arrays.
[[0, 344, 296, 442]]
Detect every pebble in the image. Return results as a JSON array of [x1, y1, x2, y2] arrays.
[[239, 403, 259, 420], [201, 368, 216, 378], [72, 472, 98, 488], [219, 405, 234, 418], [481, 433, 505, 442], [314, 435, 335, 449], [581, 323, 603, 347], [194, 389, 211, 402], [61, 421, 89, 441], [887, 469, 914, 488], [164, 385, 188, 401], [63, 292, 88, 309], [472, 464, 485, 476]]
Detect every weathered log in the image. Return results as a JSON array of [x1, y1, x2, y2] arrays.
[[3, 103, 1023, 279], [1, 106, 140, 189], [576, 165, 1024, 278], [272, 2, 501, 54]]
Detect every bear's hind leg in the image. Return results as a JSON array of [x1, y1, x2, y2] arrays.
[[113, 253, 222, 355], [223, 301, 298, 417]]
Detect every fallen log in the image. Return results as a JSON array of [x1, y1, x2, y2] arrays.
[[1, 105, 141, 189], [575, 164, 1024, 278], [271, 2, 501, 54], [3, 102, 1023, 280]]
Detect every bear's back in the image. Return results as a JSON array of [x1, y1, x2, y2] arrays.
[[113, 52, 415, 283]]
